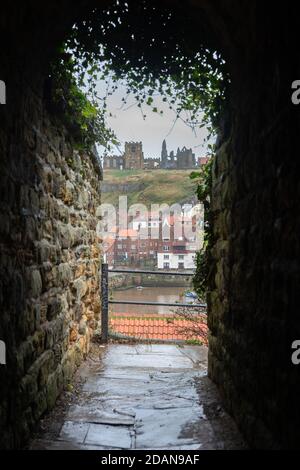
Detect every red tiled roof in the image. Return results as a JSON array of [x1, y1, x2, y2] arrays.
[[109, 313, 208, 344], [198, 157, 210, 165]]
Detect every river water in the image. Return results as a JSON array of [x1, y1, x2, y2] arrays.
[[110, 286, 195, 315]]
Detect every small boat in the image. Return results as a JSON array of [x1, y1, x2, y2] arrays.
[[184, 291, 198, 299], [136, 286, 144, 290]]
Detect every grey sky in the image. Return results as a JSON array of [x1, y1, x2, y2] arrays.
[[96, 81, 210, 160]]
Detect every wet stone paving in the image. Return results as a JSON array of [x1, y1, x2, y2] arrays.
[[31, 344, 246, 450]]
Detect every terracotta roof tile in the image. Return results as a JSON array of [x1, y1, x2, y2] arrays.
[[109, 313, 208, 343]]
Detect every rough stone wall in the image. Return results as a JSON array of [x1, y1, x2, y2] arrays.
[[0, 85, 102, 448], [207, 6, 300, 446]]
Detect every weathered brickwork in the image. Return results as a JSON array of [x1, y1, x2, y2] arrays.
[[0, 86, 102, 448]]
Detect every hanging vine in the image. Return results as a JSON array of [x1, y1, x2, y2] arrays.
[[48, 0, 229, 300], [49, 0, 228, 150], [190, 160, 213, 301]]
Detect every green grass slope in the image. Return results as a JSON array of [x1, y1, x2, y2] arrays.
[[102, 169, 197, 207]]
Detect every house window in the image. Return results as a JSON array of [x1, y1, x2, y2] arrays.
[[164, 255, 169, 260], [178, 255, 184, 260], [163, 246, 170, 251], [178, 262, 184, 269], [163, 263, 170, 269]]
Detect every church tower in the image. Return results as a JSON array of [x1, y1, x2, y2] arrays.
[[124, 142, 144, 169], [161, 139, 168, 168]]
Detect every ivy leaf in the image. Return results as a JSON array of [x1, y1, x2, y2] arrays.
[[146, 97, 153, 106]]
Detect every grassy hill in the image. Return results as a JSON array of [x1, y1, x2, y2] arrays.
[[102, 169, 198, 207]]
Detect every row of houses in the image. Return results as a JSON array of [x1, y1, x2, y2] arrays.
[[102, 207, 203, 270]]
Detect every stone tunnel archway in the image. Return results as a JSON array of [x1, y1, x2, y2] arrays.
[[0, 0, 300, 450]]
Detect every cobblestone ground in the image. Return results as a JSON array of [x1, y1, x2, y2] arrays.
[[30, 344, 246, 450]]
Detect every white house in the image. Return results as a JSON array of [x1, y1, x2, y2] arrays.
[[157, 252, 196, 270]]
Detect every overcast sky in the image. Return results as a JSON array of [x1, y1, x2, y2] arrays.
[[96, 81, 210, 160]]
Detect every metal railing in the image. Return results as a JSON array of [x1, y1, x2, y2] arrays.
[[108, 268, 194, 276], [101, 263, 207, 343]]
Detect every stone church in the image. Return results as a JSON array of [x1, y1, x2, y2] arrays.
[[124, 142, 144, 169], [103, 142, 144, 170], [161, 140, 196, 169]]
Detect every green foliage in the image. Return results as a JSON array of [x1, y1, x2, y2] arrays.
[[185, 339, 203, 346], [190, 160, 212, 213], [49, 1, 229, 156], [190, 159, 213, 301], [50, 56, 117, 152], [102, 169, 196, 207], [50, 1, 221, 302], [193, 249, 209, 303], [62, 0, 228, 136]]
